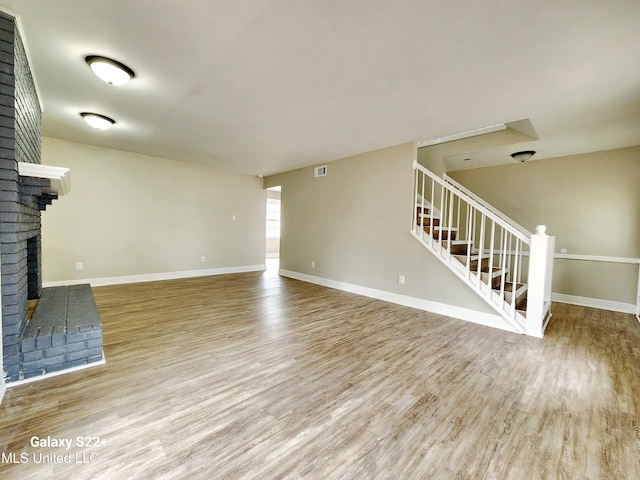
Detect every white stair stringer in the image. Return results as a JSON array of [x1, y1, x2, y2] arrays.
[[410, 227, 527, 334]]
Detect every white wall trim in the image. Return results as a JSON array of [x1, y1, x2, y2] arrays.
[[552, 293, 635, 314], [482, 250, 640, 265], [554, 253, 640, 264], [44, 264, 266, 288], [482, 251, 640, 317], [18, 162, 71, 196], [4, 353, 106, 389], [417, 123, 506, 148], [279, 269, 518, 334]]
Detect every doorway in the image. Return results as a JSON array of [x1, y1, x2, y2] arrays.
[[265, 186, 281, 272]]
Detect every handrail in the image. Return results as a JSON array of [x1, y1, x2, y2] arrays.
[[414, 162, 531, 244], [443, 172, 531, 238]]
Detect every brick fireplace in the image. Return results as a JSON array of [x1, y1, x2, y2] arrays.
[[1, 12, 103, 383]]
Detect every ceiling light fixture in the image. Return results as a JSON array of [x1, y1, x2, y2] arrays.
[[85, 55, 135, 85], [510, 150, 536, 163], [80, 112, 115, 130]]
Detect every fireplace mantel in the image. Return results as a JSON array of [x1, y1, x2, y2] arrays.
[[18, 162, 70, 196]]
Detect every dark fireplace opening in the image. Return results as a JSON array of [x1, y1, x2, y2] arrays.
[[26, 235, 41, 301]]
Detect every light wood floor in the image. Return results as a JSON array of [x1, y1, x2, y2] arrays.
[[1, 268, 639, 479]]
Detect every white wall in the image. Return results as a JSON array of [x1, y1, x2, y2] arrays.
[[41, 137, 266, 283]]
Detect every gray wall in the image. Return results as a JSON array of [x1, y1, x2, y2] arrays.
[[0, 12, 45, 381], [13, 25, 40, 167], [41, 137, 266, 283]]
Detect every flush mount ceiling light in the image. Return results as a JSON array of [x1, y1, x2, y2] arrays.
[[85, 55, 135, 85], [511, 150, 536, 163], [80, 112, 115, 130]]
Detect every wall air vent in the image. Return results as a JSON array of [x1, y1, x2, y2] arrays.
[[314, 165, 327, 177]]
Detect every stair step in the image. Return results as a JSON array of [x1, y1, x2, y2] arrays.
[[501, 282, 525, 293], [480, 268, 508, 289], [416, 204, 441, 217], [416, 215, 440, 227], [453, 254, 491, 269], [423, 226, 457, 240], [440, 240, 469, 255], [494, 283, 528, 310]]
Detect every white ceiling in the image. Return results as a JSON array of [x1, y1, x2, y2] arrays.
[[1, 0, 639, 176]]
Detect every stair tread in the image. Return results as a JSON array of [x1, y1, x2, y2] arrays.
[[452, 254, 490, 267], [453, 253, 490, 260], [425, 226, 457, 231], [494, 283, 526, 293], [480, 267, 506, 275], [494, 283, 528, 311]]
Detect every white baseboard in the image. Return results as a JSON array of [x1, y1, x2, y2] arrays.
[[552, 293, 636, 314], [279, 269, 517, 334], [4, 353, 106, 390], [43, 264, 266, 288], [0, 381, 5, 405]]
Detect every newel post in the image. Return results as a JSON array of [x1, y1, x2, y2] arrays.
[[526, 225, 555, 338]]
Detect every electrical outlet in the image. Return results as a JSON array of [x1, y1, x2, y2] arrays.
[[200, 256, 206, 263], [311, 261, 315, 269], [232, 215, 236, 221], [75, 262, 83, 271], [399, 275, 405, 285]]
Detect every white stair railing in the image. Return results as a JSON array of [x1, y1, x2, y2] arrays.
[[443, 173, 530, 238], [412, 162, 554, 336]]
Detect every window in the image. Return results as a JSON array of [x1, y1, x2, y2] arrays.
[[266, 198, 280, 238]]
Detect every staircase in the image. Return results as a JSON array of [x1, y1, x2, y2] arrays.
[[411, 162, 555, 337]]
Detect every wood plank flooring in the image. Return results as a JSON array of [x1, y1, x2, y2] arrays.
[[1, 268, 639, 479]]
